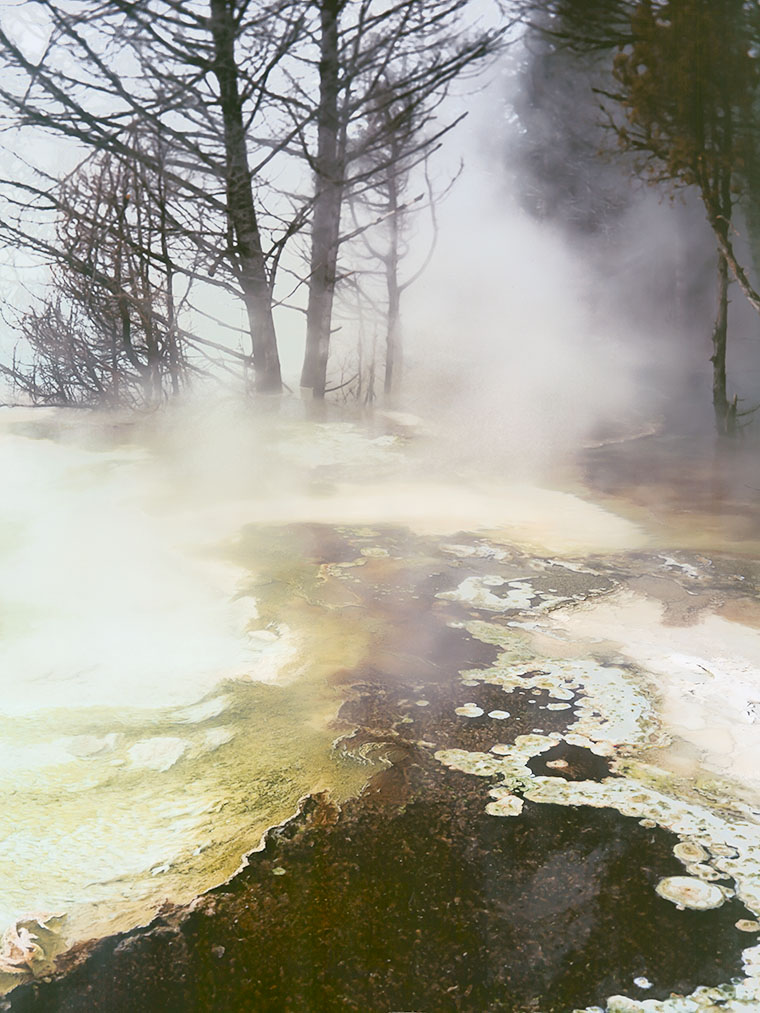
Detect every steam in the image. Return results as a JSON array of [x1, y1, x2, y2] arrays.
[[0, 412, 263, 715], [1, 18, 759, 982], [396, 51, 758, 462]]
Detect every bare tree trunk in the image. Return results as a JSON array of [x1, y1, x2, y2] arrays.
[[301, 0, 344, 398], [365, 331, 377, 405], [710, 248, 733, 436], [210, 0, 282, 393], [384, 284, 400, 398], [710, 164, 738, 438], [157, 144, 183, 397], [384, 281, 401, 403], [143, 316, 162, 405], [384, 163, 401, 399], [706, 200, 760, 317], [163, 256, 182, 397]]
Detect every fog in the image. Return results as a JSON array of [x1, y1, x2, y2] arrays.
[[397, 62, 759, 467], [1, 5, 760, 1007]]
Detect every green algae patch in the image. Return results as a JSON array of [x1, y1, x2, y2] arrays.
[[0, 675, 375, 977], [0, 522, 381, 988]]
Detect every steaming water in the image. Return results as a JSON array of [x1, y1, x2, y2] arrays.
[[1, 404, 759, 995], [0, 407, 381, 974]]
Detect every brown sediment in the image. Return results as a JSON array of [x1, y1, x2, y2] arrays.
[[577, 436, 760, 554], [624, 574, 720, 626], [2, 752, 750, 1013], [4, 523, 757, 1012], [716, 596, 760, 629]]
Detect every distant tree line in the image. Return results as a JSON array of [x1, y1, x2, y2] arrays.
[[0, 0, 506, 407]]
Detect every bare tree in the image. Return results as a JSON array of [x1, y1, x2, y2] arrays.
[[516, 0, 760, 435], [0, 0, 507, 404], [2, 134, 192, 406], [347, 76, 462, 401], [0, 1, 308, 393], [294, 0, 507, 398], [607, 0, 759, 434]]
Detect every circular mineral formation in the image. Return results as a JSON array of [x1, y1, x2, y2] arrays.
[[711, 843, 739, 858], [455, 703, 484, 718], [485, 795, 524, 817], [686, 862, 727, 882], [673, 840, 708, 865], [655, 875, 726, 910]]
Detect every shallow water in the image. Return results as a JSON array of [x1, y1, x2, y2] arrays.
[[2, 406, 760, 1010], [576, 432, 760, 556]]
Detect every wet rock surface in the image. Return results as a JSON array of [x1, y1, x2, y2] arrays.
[[6, 524, 760, 1012], [4, 774, 750, 1013]]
